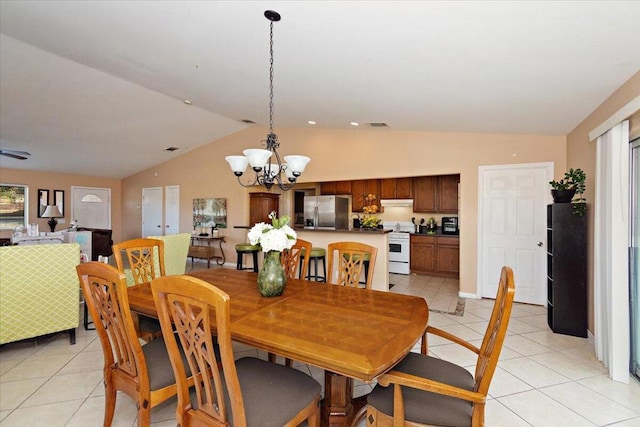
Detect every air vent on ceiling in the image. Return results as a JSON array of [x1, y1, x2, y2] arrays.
[[366, 122, 389, 128], [164, 147, 180, 152], [241, 119, 256, 124]]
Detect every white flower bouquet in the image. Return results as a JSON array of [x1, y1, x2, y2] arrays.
[[248, 211, 297, 253]]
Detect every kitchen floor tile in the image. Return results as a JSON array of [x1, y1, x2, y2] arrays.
[[498, 390, 595, 426]]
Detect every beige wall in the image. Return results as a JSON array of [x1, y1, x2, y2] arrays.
[[566, 71, 640, 332], [0, 168, 122, 242], [121, 127, 566, 296]]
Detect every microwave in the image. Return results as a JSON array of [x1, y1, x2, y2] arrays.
[[441, 217, 459, 235]]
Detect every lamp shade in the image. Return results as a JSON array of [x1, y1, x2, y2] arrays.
[[42, 205, 62, 218], [284, 155, 311, 174], [243, 149, 272, 169], [225, 155, 249, 174]]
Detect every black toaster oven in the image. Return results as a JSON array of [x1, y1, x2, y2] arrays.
[[441, 217, 459, 235]]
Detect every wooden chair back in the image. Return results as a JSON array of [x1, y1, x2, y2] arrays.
[[473, 266, 515, 397], [113, 238, 165, 285], [151, 274, 244, 426], [368, 266, 516, 426], [76, 262, 179, 426], [281, 238, 312, 280], [326, 241, 378, 289]]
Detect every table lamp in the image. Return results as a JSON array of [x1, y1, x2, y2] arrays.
[[42, 205, 63, 232]]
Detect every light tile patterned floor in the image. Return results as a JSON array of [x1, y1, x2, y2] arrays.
[[1, 266, 639, 426]]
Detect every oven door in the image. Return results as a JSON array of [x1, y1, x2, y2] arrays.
[[388, 236, 410, 274]]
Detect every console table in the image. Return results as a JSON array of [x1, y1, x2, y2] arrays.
[[188, 236, 225, 268]]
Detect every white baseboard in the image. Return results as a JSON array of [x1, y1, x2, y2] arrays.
[[459, 291, 478, 299]]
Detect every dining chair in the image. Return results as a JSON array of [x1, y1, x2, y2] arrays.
[[150, 274, 322, 427], [281, 238, 312, 280], [112, 237, 165, 341], [76, 262, 193, 427], [326, 241, 378, 289], [364, 266, 516, 427]]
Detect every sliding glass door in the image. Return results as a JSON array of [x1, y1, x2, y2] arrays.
[[631, 138, 640, 380]]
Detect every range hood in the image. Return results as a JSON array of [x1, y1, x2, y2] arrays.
[[380, 199, 414, 207]]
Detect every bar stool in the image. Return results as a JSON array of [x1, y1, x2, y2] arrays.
[[301, 247, 326, 282], [235, 244, 260, 272]]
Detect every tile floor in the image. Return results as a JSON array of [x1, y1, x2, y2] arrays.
[[1, 267, 639, 426]]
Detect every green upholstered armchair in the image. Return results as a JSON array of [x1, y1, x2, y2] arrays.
[[149, 233, 191, 276], [0, 243, 80, 345]]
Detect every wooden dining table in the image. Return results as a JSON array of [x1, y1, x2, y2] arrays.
[[126, 268, 428, 427]]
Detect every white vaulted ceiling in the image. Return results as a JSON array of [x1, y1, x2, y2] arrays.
[[0, 1, 639, 178]]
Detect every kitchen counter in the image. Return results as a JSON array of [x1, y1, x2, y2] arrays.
[[294, 229, 389, 291], [294, 227, 391, 234], [412, 231, 459, 238]]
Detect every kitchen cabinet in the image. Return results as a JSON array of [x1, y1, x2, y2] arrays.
[[546, 204, 587, 337], [435, 237, 460, 276], [351, 179, 380, 212], [320, 182, 336, 195], [249, 192, 279, 226], [381, 178, 413, 199], [410, 234, 459, 278], [413, 174, 460, 213], [412, 176, 437, 212], [410, 235, 436, 273], [438, 175, 459, 213], [321, 180, 352, 195]]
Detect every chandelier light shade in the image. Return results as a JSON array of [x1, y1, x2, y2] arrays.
[[225, 10, 310, 191]]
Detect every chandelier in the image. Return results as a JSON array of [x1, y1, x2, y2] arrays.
[[225, 10, 310, 191]]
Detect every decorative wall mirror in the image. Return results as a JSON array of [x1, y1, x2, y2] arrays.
[[37, 189, 49, 218], [54, 190, 65, 216]]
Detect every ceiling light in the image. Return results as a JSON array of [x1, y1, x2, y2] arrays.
[[308, 120, 316, 125], [183, 100, 192, 105], [225, 10, 310, 191], [350, 122, 360, 126]]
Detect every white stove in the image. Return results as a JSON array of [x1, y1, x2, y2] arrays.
[[383, 221, 414, 275]]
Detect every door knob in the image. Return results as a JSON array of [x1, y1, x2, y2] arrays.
[[537, 241, 543, 247]]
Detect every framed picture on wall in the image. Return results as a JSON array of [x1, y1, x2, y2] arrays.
[[192, 198, 227, 233], [54, 190, 64, 216], [37, 189, 49, 218]]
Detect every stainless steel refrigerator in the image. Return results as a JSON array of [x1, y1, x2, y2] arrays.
[[303, 196, 349, 230]]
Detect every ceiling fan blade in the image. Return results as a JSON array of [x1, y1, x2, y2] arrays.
[[0, 150, 31, 160]]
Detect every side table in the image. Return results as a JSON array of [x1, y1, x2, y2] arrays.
[[188, 236, 226, 268]]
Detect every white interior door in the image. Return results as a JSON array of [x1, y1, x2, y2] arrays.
[[71, 186, 111, 229], [142, 187, 163, 237], [164, 185, 180, 235], [478, 162, 552, 304]]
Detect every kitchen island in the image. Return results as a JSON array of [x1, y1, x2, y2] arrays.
[[294, 228, 390, 291]]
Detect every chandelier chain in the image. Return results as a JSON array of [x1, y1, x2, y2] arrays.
[[269, 19, 274, 135]]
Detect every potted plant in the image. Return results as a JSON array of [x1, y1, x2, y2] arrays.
[[549, 168, 586, 216]]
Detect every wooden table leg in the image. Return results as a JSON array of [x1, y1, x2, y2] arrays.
[[321, 371, 354, 427]]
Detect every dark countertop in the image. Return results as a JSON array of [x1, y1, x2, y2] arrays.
[[295, 227, 391, 234], [411, 231, 459, 238]]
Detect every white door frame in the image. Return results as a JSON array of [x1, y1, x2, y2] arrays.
[[71, 186, 112, 229], [477, 161, 553, 302]]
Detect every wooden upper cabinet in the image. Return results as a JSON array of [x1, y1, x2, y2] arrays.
[[413, 174, 459, 213], [320, 182, 336, 195], [438, 175, 460, 213], [412, 176, 437, 212], [396, 177, 413, 199], [351, 179, 380, 212], [335, 181, 352, 194], [381, 178, 413, 199], [249, 192, 279, 226], [321, 181, 352, 195], [380, 179, 396, 199]]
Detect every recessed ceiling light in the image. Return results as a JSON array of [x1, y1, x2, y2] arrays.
[[165, 147, 180, 152], [241, 119, 256, 124], [307, 120, 316, 125], [183, 100, 192, 105], [350, 122, 360, 126]]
